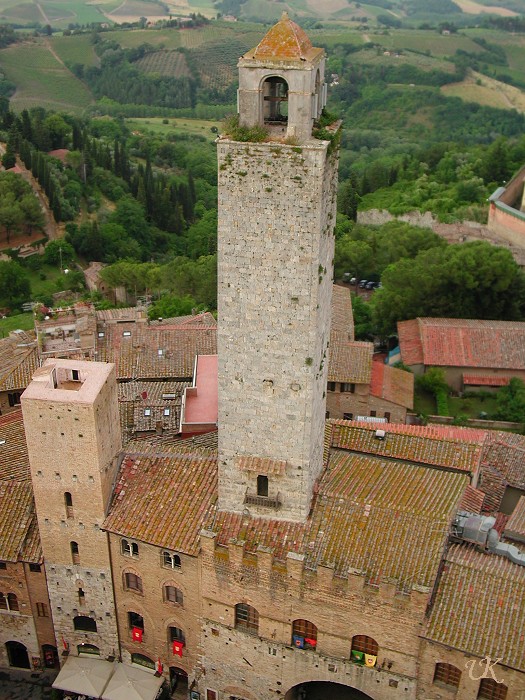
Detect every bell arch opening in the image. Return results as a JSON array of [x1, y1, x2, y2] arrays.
[[285, 682, 376, 700], [262, 76, 289, 125]]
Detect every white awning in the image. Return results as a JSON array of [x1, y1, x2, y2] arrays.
[[52, 657, 164, 700], [52, 655, 114, 698], [101, 663, 164, 700]]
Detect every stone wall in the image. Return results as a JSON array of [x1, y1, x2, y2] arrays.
[[417, 639, 525, 700], [326, 384, 407, 423], [0, 561, 40, 669], [197, 532, 426, 700], [217, 138, 338, 522]]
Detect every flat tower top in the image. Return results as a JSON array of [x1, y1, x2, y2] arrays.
[[245, 11, 322, 63]]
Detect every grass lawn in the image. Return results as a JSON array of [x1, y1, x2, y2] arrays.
[[414, 386, 500, 419], [448, 394, 499, 419], [0, 312, 34, 338], [27, 264, 65, 302], [126, 117, 221, 141]]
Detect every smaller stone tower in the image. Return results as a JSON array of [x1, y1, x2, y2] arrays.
[[237, 11, 327, 141], [22, 359, 121, 659]]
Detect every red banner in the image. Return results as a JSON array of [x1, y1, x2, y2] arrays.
[[132, 627, 143, 642], [172, 641, 184, 657]]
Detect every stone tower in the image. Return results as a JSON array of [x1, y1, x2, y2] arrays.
[[217, 13, 339, 521], [22, 359, 121, 659]]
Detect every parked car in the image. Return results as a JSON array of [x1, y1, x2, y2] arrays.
[[365, 281, 375, 290], [359, 280, 368, 288], [350, 277, 357, 285], [342, 272, 352, 283]]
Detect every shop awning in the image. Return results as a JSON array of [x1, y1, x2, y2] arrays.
[[52, 655, 114, 698], [52, 657, 164, 700], [101, 663, 164, 700]]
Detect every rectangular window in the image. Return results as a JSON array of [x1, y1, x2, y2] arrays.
[[36, 603, 48, 617], [144, 409, 151, 417], [206, 690, 218, 700], [123, 331, 132, 337], [370, 410, 377, 417], [0, 562, 6, 570], [325, 411, 330, 419], [343, 413, 353, 420], [327, 382, 336, 392], [163, 408, 170, 416], [341, 383, 355, 393], [29, 564, 41, 573], [384, 412, 391, 422], [72, 369, 80, 381]]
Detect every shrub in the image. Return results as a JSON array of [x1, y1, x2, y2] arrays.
[[221, 114, 268, 143]]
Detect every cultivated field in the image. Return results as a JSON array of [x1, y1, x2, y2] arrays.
[[0, 41, 93, 113], [126, 116, 220, 139], [441, 69, 525, 112]]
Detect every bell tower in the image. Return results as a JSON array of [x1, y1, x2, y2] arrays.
[[237, 11, 327, 141], [217, 15, 339, 522]]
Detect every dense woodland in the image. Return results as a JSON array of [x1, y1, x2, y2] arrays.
[[1, 15, 525, 333]]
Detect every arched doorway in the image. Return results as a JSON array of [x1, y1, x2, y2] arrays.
[[169, 666, 188, 697], [6, 641, 30, 669], [285, 682, 375, 700]]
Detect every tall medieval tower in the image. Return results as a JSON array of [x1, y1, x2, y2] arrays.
[[22, 359, 121, 658], [217, 13, 339, 521]]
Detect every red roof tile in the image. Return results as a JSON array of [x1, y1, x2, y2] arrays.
[[463, 374, 511, 387], [399, 317, 525, 369], [330, 285, 354, 340], [0, 410, 31, 481], [504, 496, 525, 542], [459, 484, 485, 514], [248, 12, 319, 62], [0, 480, 34, 561], [328, 340, 372, 383], [370, 361, 414, 409], [329, 420, 486, 473], [103, 453, 217, 555], [425, 544, 525, 672]]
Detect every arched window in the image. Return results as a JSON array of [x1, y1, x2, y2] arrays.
[[164, 585, 183, 605], [262, 76, 288, 125], [73, 615, 97, 632], [350, 635, 378, 666], [124, 573, 143, 593], [77, 643, 100, 656], [122, 540, 139, 557], [235, 603, 259, 635], [64, 492, 73, 518], [162, 551, 181, 569], [169, 626, 185, 643], [292, 619, 317, 650], [70, 541, 80, 565], [478, 679, 508, 700], [131, 653, 155, 670], [434, 662, 461, 689], [128, 611, 144, 630], [0, 593, 19, 612]]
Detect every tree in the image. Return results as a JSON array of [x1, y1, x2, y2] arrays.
[[43, 239, 75, 267], [495, 378, 525, 423], [0, 260, 30, 310]]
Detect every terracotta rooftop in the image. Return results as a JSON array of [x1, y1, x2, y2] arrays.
[[0, 410, 31, 481], [329, 420, 486, 473], [208, 450, 467, 588], [125, 430, 218, 458], [330, 285, 354, 340], [118, 380, 190, 437], [97, 320, 217, 381], [481, 431, 525, 491], [103, 453, 217, 555], [463, 374, 511, 387], [424, 543, 525, 672], [96, 307, 146, 323], [181, 355, 218, 428], [504, 496, 525, 543], [0, 332, 38, 393], [246, 12, 322, 63], [459, 484, 485, 514], [328, 340, 372, 384], [370, 361, 414, 409], [0, 480, 35, 562], [398, 317, 525, 369]]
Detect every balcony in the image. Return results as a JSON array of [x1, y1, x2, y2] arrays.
[[244, 489, 281, 509]]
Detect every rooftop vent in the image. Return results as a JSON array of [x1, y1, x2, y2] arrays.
[[375, 429, 386, 440]]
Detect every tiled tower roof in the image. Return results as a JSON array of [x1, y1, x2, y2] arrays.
[[251, 12, 315, 61]]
